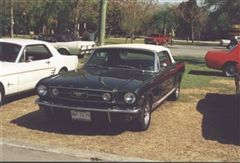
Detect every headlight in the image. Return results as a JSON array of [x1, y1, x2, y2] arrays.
[[102, 93, 111, 101], [124, 92, 136, 104], [37, 85, 48, 96]]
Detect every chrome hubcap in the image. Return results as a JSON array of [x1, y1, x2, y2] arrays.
[[144, 103, 150, 125], [175, 87, 179, 97]]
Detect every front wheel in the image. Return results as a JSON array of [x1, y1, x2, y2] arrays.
[[135, 98, 152, 131], [224, 64, 236, 77]]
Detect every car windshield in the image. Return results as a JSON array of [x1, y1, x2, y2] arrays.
[[86, 48, 155, 71], [150, 34, 161, 37], [0, 43, 21, 62]]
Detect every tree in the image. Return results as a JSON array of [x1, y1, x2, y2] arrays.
[[119, 0, 158, 43], [176, 0, 207, 42], [204, 0, 240, 39], [153, 5, 178, 37]]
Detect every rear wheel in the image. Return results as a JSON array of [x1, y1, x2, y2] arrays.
[[224, 64, 236, 77], [58, 68, 68, 74], [58, 49, 70, 55], [169, 83, 180, 101], [135, 98, 152, 131], [0, 86, 4, 105]]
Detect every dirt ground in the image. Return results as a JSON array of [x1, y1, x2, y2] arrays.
[[1, 79, 239, 161]]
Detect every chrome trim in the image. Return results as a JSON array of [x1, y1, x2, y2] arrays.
[[49, 86, 114, 93], [152, 87, 176, 109], [35, 99, 141, 114]]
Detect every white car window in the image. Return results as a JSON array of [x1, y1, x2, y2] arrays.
[[20, 44, 52, 62], [0, 42, 21, 62]]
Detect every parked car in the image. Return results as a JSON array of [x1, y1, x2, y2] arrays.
[[205, 43, 240, 76], [234, 64, 240, 97], [144, 33, 171, 45], [0, 38, 78, 105], [35, 44, 185, 131], [227, 36, 240, 49], [219, 39, 230, 46], [38, 34, 96, 58]]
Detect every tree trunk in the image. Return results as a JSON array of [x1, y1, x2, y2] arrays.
[[131, 4, 136, 44], [98, 0, 108, 46], [10, 0, 14, 38], [191, 23, 194, 43]]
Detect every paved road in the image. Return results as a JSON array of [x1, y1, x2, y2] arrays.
[[0, 144, 88, 162], [0, 139, 153, 162], [167, 44, 226, 58]]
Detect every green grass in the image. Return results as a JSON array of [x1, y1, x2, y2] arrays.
[[105, 37, 219, 46], [105, 37, 144, 45], [174, 56, 233, 90]]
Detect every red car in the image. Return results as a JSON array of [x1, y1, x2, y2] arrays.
[[205, 43, 240, 76], [144, 33, 171, 45]]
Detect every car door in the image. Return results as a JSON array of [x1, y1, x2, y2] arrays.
[[17, 44, 55, 92], [0, 42, 21, 95], [154, 51, 175, 99]]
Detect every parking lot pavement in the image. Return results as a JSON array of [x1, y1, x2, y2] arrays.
[[0, 139, 154, 162], [167, 44, 225, 58], [0, 143, 86, 162]]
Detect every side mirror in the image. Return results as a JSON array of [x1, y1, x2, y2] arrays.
[[161, 63, 167, 68]]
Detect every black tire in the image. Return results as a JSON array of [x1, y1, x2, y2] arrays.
[[223, 64, 236, 77], [39, 106, 53, 118], [58, 68, 68, 74], [135, 98, 152, 131], [58, 49, 70, 55], [0, 85, 4, 106], [168, 83, 180, 101]]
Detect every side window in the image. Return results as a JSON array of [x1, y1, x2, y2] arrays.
[[162, 51, 172, 66], [157, 51, 172, 67], [21, 45, 52, 62]]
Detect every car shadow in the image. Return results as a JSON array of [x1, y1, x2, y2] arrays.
[[197, 93, 240, 145], [189, 70, 225, 77], [2, 90, 36, 105], [175, 57, 205, 65], [10, 110, 134, 136]]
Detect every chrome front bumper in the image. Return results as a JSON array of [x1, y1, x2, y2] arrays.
[[35, 98, 141, 114]]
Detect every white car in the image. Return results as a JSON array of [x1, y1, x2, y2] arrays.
[[39, 34, 96, 57], [0, 38, 79, 104]]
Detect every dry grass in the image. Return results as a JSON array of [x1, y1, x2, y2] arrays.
[[1, 79, 239, 161]]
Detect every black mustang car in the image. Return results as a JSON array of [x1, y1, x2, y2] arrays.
[[35, 44, 185, 131]]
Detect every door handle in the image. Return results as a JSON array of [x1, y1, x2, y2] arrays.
[[45, 61, 50, 64]]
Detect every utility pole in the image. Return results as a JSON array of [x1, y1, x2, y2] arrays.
[[98, 0, 108, 46], [10, 0, 14, 38]]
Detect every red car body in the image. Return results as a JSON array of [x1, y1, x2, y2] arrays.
[[205, 43, 240, 76], [144, 33, 171, 45]]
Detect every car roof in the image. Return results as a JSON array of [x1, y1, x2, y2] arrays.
[[0, 38, 48, 46], [97, 44, 169, 53]]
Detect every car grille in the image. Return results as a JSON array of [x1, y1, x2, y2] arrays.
[[49, 86, 113, 103]]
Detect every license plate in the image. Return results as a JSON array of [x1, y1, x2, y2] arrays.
[[70, 110, 91, 122]]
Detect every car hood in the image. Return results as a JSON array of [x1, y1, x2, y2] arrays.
[[144, 37, 155, 40], [42, 68, 153, 92]]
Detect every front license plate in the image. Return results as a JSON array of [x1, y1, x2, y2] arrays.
[[70, 110, 91, 122]]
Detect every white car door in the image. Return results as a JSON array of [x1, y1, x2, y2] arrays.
[[18, 44, 56, 92]]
